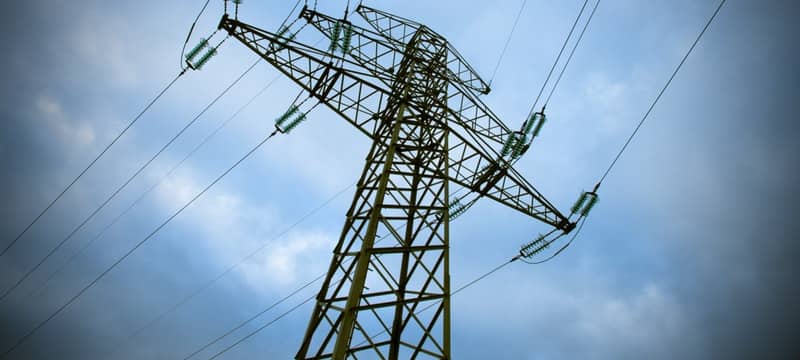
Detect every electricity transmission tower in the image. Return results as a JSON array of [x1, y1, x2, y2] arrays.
[[219, 4, 574, 359]]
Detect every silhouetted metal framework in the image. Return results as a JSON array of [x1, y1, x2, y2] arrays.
[[219, 5, 574, 359]]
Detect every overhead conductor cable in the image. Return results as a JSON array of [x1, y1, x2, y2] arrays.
[[0, 50, 253, 305]]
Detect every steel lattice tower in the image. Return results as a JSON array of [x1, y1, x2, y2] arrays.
[[219, 5, 574, 359]]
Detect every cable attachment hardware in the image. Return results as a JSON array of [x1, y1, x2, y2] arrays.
[[500, 131, 530, 160], [519, 234, 551, 259], [275, 105, 307, 134], [233, 0, 243, 19], [523, 111, 547, 138], [341, 23, 354, 53], [194, 47, 217, 70], [435, 197, 474, 221], [328, 20, 354, 54], [448, 198, 469, 220], [185, 37, 220, 71], [272, 25, 297, 51], [329, 21, 342, 52], [276, 25, 291, 38], [570, 191, 599, 216], [185, 38, 209, 63]]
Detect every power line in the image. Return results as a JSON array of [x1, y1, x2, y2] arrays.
[[524, 0, 728, 265], [26, 72, 283, 303], [543, 0, 601, 107], [520, 216, 588, 265], [90, 42, 332, 360], [182, 235, 386, 360], [488, 0, 528, 86], [353, 259, 516, 341], [182, 274, 324, 360], [208, 292, 317, 360], [0, 70, 185, 258], [180, 188, 478, 359], [111, 181, 353, 359], [206, 257, 516, 359], [282, 0, 305, 28], [598, 0, 727, 186], [0, 125, 284, 359], [0, 56, 260, 305], [351, 259, 516, 348], [527, 0, 589, 119], [454, 258, 515, 295], [122, 2, 730, 357], [180, 0, 212, 70]]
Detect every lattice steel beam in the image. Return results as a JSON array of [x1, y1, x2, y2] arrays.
[[217, 5, 576, 359]]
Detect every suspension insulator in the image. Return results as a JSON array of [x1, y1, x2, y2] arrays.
[[193, 47, 217, 70], [571, 192, 588, 214], [276, 25, 290, 38], [532, 113, 547, 137], [448, 199, 469, 220], [329, 22, 342, 52], [519, 234, 549, 258], [282, 113, 307, 133], [341, 24, 354, 53], [581, 193, 599, 217], [477, 164, 493, 177], [501, 134, 517, 157], [275, 31, 297, 49], [450, 206, 465, 220], [445, 198, 461, 217], [185, 38, 209, 62], [448, 198, 462, 211], [511, 134, 528, 159], [275, 105, 300, 127], [523, 113, 538, 135]]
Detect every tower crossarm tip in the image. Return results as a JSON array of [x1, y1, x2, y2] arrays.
[[220, 15, 396, 140], [357, 5, 492, 95], [442, 128, 571, 230]]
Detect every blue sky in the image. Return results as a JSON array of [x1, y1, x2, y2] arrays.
[[0, 0, 798, 359]]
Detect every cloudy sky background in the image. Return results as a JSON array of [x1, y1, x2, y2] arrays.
[[1, 0, 798, 359]]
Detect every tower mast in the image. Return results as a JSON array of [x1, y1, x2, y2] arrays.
[[219, 5, 574, 358]]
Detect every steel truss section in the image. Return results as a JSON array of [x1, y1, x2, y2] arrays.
[[218, 5, 575, 359]]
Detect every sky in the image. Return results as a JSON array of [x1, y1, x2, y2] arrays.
[[0, 0, 798, 359]]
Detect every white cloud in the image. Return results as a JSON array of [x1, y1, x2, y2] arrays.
[[260, 113, 368, 196], [239, 230, 331, 289], [151, 166, 332, 295], [583, 72, 631, 133], [68, 10, 140, 87], [36, 95, 96, 147], [573, 283, 685, 354], [455, 266, 689, 358]]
